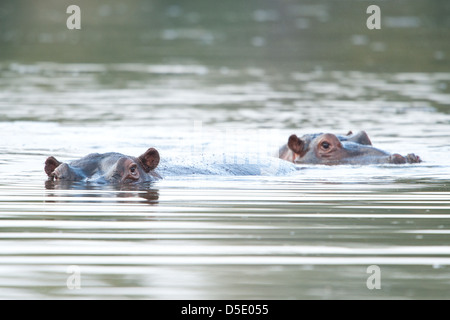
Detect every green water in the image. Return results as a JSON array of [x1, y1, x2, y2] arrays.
[[0, 0, 449, 299]]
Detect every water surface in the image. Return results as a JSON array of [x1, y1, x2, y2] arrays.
[[1, 0, 450, 299]]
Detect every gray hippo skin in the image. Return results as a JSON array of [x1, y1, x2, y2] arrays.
[[45, 148, 161, 184], [279, 131, 421, 165]]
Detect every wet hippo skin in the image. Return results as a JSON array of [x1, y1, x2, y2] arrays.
[[44, 147, 301, 184], [45, 148, 161, 184], [279, 131, 421, 165]]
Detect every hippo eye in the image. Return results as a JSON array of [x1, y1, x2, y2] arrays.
[[321, 141, 330, 149], [130, 165, 137, 174]]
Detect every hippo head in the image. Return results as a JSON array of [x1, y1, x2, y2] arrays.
[[103, 148, 161, 183], [45, 148, 161, 184], [284, 131, 421, 165]]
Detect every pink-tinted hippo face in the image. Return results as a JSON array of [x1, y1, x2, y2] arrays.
[[45, 148, 161, 184], [280, 131, 421, 165]]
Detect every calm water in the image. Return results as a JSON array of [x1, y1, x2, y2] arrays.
[[1, 0, 450, 299]]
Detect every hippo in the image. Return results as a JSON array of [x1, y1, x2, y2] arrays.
[[45, 147, 299, 184], [279, 131, 421, 165], [44, 148, 161, 184]]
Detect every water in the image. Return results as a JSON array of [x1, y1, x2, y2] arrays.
[[1, 0, 450, 299]]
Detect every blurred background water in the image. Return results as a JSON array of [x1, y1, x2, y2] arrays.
[[0, 0, 450, 299]]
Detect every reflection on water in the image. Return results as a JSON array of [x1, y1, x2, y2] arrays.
[[1, 177, 450, 299], [1, 0, 450, 72], [1, 60, 450, 299], [44, 180, 160, 205], [0, 61, 450, 299], [0, 0, 450, 300]]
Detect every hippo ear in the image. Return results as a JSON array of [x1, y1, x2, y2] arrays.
[[138, 148, 160, 172], [45, 156, 61, 176], [349, 131, 372, 146], [287, 134, 305, 155]]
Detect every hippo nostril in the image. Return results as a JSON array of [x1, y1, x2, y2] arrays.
[[51, 168, 64, 180], [406, 153, 421, 164]]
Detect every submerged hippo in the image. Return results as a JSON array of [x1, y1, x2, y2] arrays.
[[279, 131, 421, 165], [45, 147, 297, 184], [45, 148, 161, 184]]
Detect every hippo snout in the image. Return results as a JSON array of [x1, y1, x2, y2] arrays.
[[388, 153, 421, 164], [50, 164, 66, 180]]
